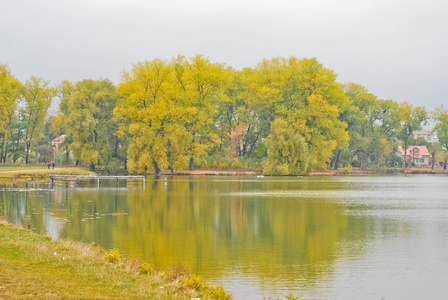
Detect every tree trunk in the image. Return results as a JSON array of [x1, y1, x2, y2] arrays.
[[89, 164, 95, 171], [247, 133, 261, 157], [333, 150, 341, 170], [0, 135, 5, 163], [65, 145, 69, 166], [25, 144, 30, 164], [432, 152, 435, 169], [153, 160, 160, 174], [444, 158, 447, 170], [189, 157, 194, 171], [35, 142, 39, 164], [242, 141, 247, 157], [114, 136, 119, 157]]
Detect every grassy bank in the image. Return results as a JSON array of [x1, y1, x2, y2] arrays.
[[2, 164, 448, 180], [0, 165, 95, 181], [0, 220, 231, 299]]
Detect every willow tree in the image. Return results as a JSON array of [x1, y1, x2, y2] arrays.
[[115, 59, 188, 174], [0, 64, 21, 163], [248, 57, 349, 173], [238, 60, 284, 158], [65, 79, 117, 171], [174, 55, 230, 170], [21, 77, 54, 164], [263, 118, 311, 175], [432, 105, 448, 169]]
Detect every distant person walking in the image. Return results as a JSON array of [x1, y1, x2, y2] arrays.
[[47, 162, 51, 169], [52, 162, 55, 169]]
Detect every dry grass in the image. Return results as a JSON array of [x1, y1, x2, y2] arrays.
[[0, 166, 95, 180], [0, 220, 232, 299]]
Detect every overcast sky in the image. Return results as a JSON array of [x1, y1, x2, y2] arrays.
[[1, 0, 447, 110]]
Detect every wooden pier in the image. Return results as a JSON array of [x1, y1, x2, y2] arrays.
[[49, 175, 145, 187]]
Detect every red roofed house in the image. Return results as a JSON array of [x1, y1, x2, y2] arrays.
[[398, 145, 430, 167], [51, 134, 67, 147]]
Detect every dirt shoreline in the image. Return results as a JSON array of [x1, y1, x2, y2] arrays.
[[1, 166, 448, 181], [157, 167, 448, 176]]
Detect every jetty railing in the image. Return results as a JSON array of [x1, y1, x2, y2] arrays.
[[48, 175, 145, 187]]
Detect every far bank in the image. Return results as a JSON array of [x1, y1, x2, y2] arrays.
[[1, 165, 448, 183]]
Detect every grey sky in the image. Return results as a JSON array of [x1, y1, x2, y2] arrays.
[[1, 0, 447, 111]]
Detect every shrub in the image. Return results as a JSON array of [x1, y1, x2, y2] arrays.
[[206, 286, 232, 300], [284, 293, 302, 300], [103, 248, 120, 263], [351, 159, 360, 168], [139, 262, 155, 275], [344, 164, 352, 174], [182, 274, 204, 290]]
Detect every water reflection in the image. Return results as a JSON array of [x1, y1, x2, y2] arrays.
[[2, 176, 448, 299]]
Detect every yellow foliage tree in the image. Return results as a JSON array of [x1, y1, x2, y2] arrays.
[[247, 57, 349, 172], [0, 64, 21, 163], [116, 59, 187, 173], [174, 55, 231, 170]]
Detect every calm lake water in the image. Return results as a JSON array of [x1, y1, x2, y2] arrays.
[[2, 175, 448, 299]]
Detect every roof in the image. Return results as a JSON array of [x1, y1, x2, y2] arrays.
[[398, 145, 430, 158], [52, 134, 67, 143]]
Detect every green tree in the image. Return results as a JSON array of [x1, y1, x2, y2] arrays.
[[397, 102, 428, 168], [21, 77, 54, 164], [442, 151, 448, 170], [53, 80, 75, 165], [0, 64, 21, 163], [37, 144, 54, 164], [432, 105, 448, 169], [6, 112, 26, 163], [263, 118, 311, 175], [336, 84, 400, 169], [65, 79, 117, 171]]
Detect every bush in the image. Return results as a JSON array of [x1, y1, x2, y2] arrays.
[[351, 159, 361, 168], [206, 286, 233, 300], [182, 274, 204, 290], [103, 248, 120, 263], [344, 164, 352, 174], [139, 262, 155, 274]]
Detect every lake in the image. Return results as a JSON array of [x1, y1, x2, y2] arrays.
[[2, 175, 448, 299]]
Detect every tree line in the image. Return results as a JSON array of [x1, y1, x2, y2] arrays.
[[1, 55, 448, 174]]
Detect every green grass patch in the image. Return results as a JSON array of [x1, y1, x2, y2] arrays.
[[0, 220, 232, 299], [0, 166, 95, 180]]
